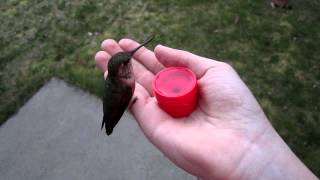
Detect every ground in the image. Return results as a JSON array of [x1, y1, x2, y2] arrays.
[[0, 78, 194, 180], [0, 0, 319, 176]]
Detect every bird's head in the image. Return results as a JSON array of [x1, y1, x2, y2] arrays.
[[107, 36, 154, 78], [107, 52, 133, 78]]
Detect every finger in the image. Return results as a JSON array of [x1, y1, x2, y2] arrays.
[[130, 83, 171, 138], [101, 39, 123, 55], [132, 60, 155, 96], [95, 51, 110, 72], [104, 71, 108, 80], [119, 38, 164, 74], [154, 45, 222, 78]]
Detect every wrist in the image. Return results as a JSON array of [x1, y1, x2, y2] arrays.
[[231, 126, 317, 180]]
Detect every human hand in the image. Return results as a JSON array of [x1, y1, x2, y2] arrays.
[[95, 38, 317, 180]]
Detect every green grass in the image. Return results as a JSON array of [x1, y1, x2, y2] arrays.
[[0, 0, 319, 176]]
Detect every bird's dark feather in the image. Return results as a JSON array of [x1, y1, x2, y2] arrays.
[[102, 78, 133, 135]]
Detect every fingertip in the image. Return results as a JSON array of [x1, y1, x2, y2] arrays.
[[154, 44, 166, 57], [101, 39, 120, 52], [94, 51, 108, 62], [154, 45, 164, 63], [118, 38, 135, 48], [154, 44, 164, 50], [95, 51, 109, 72], [154, 44, 178, 67], [104, 71, 108, 80], [119, 38, 143, 53]]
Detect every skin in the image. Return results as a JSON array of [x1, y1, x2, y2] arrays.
[[95, 38, 318, 180]]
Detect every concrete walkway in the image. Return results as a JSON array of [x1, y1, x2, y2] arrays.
[[0, 78, 195, 180]]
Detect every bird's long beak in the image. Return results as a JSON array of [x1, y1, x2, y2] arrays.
[[128, 36, 154, 56]]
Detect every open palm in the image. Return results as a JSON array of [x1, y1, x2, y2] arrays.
[[95, 38, 314, 180]]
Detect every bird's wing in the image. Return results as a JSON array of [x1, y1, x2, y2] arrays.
[[102, 80, 133, 135]]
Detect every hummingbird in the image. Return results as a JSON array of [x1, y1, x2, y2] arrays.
[[101, 36, 154, 135]]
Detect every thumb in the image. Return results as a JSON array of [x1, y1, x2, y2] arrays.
[[154, 45, 221, 78]]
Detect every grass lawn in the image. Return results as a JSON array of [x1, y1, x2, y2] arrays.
[[0, 0, 319, 176]]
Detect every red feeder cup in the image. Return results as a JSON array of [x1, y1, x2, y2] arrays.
[[153, 67, 198, 118]]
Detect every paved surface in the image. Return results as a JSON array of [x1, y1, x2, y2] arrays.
[[0, 78, 195, 180]]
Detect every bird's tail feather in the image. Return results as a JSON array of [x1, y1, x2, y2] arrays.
[[102, 115, 113, 135]]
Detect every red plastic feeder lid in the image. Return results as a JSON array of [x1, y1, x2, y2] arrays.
[[153, 67, 198, 117]]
